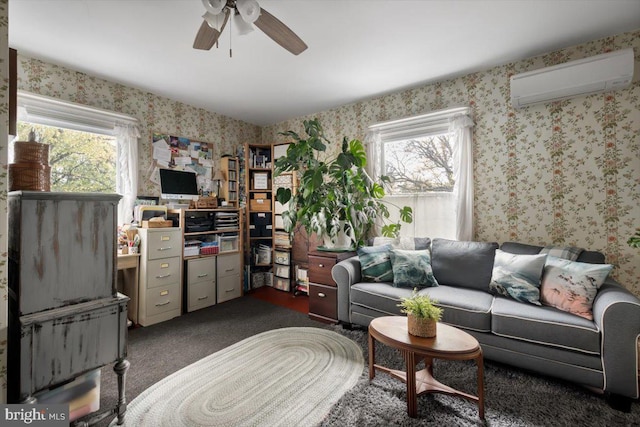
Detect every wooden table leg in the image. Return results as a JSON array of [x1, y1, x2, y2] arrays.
[[476, 352, 485, 420], [404, 350, 418, 417], [114, 358, 130, 425], [368, 331, 375, 380]]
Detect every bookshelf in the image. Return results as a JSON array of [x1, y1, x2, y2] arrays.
[[220, 156, 239, 207]]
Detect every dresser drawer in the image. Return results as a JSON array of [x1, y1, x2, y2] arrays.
[[217, 274, 242, 303], [145, 282, 181, 317], [187, 258, 216, 285], [188, 280, 216, 312], [309, 283, 337, 322], [146, 257, 181, 289], [145, 229, 182, 260], [217, 254, 241, 279], [308, 255, 337, 286]]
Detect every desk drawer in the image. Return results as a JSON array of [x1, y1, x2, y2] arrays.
[[145, 282, 181, 317], [145, 229, 182, 260], [309, 283, 337, 321], [217, 254, 241, 278], [308, 255, 337, 286], [217, 274, 241, 303], [146, 257, 181, 289], [188, 280, 216, 312], [187, 258, 216, 285]]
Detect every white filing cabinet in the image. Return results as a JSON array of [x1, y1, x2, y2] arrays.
[[138, 227, 182, 326], [186, 257, 217, 312], [217, 253, 242, 303]]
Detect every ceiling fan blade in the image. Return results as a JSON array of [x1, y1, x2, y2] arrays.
[[193, 10, 230, 50], [254, 7, 307, 55]]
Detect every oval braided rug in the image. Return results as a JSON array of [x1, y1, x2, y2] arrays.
[[113, 327, 363, 427]]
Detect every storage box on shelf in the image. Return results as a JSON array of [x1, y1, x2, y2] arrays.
[[167, 207, 243, 312]]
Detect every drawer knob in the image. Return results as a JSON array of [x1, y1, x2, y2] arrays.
[[225, 268, 235, 272], [197, 273, 209, 278], [158, 247, 172, 251], [197, 296, 209, 301], [155, 300, 170, 307], [156, 274, 171, 279], [318, 263, 324, 268], [318, 292, 326, 298]]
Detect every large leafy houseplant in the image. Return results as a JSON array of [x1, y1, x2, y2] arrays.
[[274, 119, 412, 249]]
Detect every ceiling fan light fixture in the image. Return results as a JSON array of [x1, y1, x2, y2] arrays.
[[202, 11, 225, 31], [236, 0, 261, 24], [201, 0, 226, 15], [233, 12, 254, 35]]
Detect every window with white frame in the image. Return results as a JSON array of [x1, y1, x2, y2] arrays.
[[367, 107, 474, 241], [17, 91, 140, 225]]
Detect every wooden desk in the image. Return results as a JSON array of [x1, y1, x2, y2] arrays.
[[117, 253, 140, 325]]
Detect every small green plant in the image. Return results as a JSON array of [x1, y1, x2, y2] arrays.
[[628, 228, 640, 249], [398, 289, 443, 321]]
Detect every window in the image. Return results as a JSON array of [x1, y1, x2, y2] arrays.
[[367, 107, 474, 240], [17, 91, 140, 225], [16, 122, 117, 193]]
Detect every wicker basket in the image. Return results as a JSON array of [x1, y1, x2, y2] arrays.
[[407, 314, 437, 338], [13, 141, 49, 164], [9, 163, 51, 191]]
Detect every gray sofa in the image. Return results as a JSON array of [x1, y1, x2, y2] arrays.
[[332, 238, 640, 407]]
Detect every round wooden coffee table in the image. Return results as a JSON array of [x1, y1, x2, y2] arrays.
[[368, 316, 484, 419]]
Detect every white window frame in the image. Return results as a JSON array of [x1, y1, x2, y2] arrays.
[[17, 90, 140, 225], [367, 106, 474, 240]]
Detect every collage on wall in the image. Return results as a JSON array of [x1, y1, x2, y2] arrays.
[[151, 133, 215, 195]]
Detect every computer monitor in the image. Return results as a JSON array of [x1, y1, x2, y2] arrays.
[[159, 168, 199, 201]]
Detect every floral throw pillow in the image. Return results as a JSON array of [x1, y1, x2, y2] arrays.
[[358, 244, 393, 282], [540, 256, 613, 320], [389, 249, 439, 288], [489, 250, 547, 305]]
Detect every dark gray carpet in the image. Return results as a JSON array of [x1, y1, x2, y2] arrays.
[[97, 297, 640, 426]]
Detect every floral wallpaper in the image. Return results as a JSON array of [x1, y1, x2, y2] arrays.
[[16, 56, 262, 196], [0, 0, 7, 404], [262, 29, 640, 298]]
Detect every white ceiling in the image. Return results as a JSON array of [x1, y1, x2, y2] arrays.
[[9, 0, 640, 126]]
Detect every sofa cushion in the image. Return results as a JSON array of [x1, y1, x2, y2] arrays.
[[491, 297, 600, 355], [489, 250, 546, 305], [431, 238, 498, 291], [389, 249, 438, 288], [500, 241, 605, 264], [540, 256, 613, 320], [422, 286, 493, 332], [350, 282, 413, 316], [357, 244, 393, 282]]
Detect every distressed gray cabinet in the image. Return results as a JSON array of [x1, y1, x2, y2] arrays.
[[7, 191, 130, 426]]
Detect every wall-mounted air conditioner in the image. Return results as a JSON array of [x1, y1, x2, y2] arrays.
[[510, 48, 634, 109]]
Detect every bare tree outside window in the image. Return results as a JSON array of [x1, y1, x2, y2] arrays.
[[384, 134, 454, 194]]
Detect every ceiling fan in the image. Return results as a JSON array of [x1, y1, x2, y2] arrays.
[[193, 0, 308, 56]]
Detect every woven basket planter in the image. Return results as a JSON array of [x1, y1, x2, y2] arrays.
[[407, 314, 437, 338]]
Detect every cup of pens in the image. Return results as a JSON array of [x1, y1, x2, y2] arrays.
[[129, 234, 140, 254]]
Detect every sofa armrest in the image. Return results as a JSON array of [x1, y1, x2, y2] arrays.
[[592, 278, 640, 398], [331, 256, 361, 324]]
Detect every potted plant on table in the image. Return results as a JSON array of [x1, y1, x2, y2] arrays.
[[398, 290, 443, 338], [274, 119, 412, 250]]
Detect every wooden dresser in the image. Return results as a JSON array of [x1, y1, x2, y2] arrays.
[[308, 250, 356, 323]]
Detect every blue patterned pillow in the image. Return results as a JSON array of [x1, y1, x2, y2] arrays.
[[489, 249, 547, 305], [389, 249, 439, 288], [358, 244, 393, 282]]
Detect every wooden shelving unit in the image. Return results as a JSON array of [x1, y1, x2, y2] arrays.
[[220, 156, 239, 207], [244, 143, 274, 289]]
